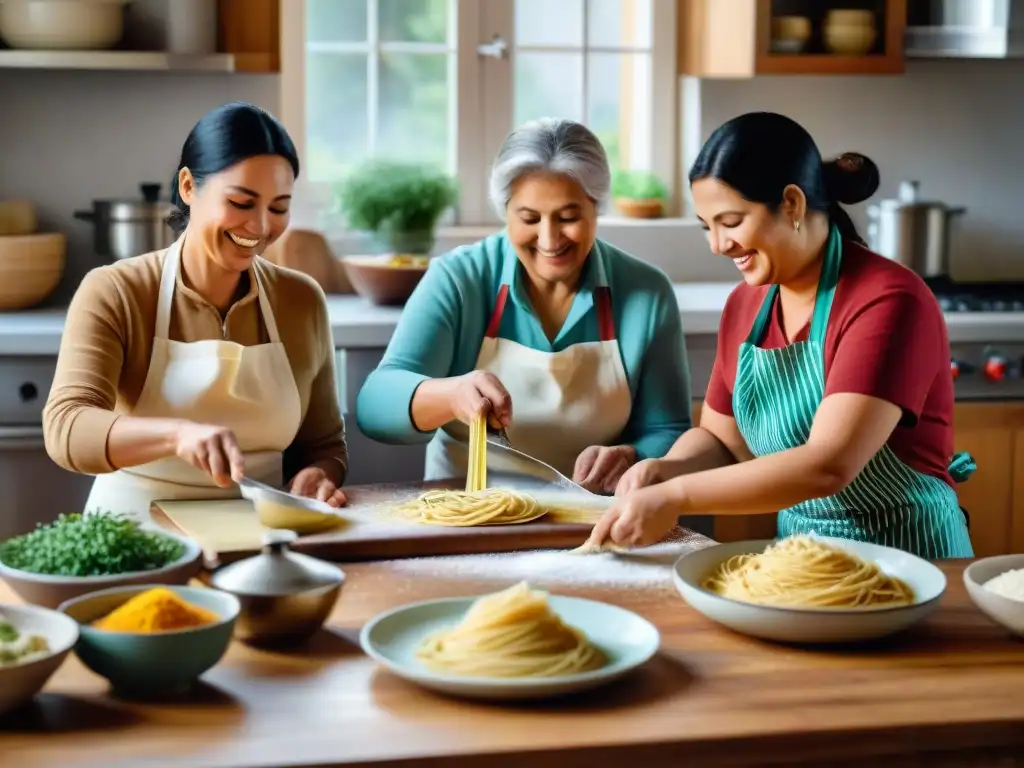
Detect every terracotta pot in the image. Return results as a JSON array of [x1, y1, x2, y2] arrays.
[[341, 255, 430, 306], [615, 197, 665, 219]]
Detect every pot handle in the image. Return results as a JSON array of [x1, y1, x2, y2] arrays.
[[949, 206, 968, 216], [73, 210, 95, 222]]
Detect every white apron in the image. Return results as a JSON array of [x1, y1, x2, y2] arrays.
[[84, 237, 304, 525], [426, 283, 633, 482]]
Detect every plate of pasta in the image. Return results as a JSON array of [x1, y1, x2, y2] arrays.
[[359, 581, 660, 700], [672, 535, 947, 644]]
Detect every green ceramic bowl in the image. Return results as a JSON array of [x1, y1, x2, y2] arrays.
[[57, 584, 240, 697]]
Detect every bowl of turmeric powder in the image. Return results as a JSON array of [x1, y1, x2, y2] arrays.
[[57, 584, 239, 697]]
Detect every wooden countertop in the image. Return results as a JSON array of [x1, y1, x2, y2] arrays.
[[3, 541, 1024, 767]]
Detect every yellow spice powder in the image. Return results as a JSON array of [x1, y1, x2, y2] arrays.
[[92, 587, 219, 633]]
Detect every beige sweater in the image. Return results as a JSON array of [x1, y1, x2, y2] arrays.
[[43, 249, 347, 481]]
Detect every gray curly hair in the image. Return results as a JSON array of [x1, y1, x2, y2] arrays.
[[488, 118, 611, 217]]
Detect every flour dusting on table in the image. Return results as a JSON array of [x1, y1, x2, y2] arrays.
[[385, 530, 714, 589]]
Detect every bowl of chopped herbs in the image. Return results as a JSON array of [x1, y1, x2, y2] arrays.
[[0, 513, 203, 609]]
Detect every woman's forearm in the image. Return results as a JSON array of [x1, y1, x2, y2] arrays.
[[106, 417, 185, 470], [658, 427, 737, 479], [409, 377, 459, 432], [660, 444, 843, 516]]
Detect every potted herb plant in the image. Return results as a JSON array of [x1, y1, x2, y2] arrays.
[[333, 160, 460, 306], [335, 160, 459, 256], [612, 170, 668, 219]]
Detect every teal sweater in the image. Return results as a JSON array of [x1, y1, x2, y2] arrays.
[[355, 232, 693, 460]]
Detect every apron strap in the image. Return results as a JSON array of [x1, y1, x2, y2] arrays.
[[808, 225, 843, 345], [485, 284, 617, 342], [154, 237, 183, 340], [251, 264, 282, 343], [155, 238, 282, 344], [744, 224, 844, 346], [485, 284, 510, 339], [595, 286, 616, 341]]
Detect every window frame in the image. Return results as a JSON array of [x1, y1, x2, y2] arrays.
[[279, 0, 682, 235]]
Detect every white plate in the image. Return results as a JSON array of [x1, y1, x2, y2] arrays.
[[673, 537, 947, 644], [359, 594, 660, 700]]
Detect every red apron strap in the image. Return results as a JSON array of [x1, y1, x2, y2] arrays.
[[595, 286, 616, 341], [485, 284, 510, 338]]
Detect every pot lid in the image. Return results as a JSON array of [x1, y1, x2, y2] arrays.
[[209, 530, 344, 597], [872, 179, 963, 213], [89, 183, 176, 221]]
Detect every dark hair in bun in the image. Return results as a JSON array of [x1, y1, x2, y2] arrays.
[[168, 102, 300, 235], [688, 111, 878, 244]]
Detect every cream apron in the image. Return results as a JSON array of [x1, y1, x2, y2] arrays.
[[425, 283, 633, 482], [84, 237, 304, 525]]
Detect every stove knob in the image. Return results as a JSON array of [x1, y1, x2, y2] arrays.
[[983, 355, 1008, 382]]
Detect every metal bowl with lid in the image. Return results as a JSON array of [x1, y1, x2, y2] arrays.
[[74, 182, 177, 261], [209, 530, 344, 646]]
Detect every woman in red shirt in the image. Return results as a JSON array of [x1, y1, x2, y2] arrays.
[[587, 111, 974, 559]]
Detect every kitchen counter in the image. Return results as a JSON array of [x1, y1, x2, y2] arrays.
[[3, 551, 1023, 767], [2, 283, 1023, 356]]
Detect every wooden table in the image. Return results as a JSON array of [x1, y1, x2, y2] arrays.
[[2, 544, 1024, 767]]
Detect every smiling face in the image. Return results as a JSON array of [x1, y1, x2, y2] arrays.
[[505, 171, 598, 287], [178, 154, 295, 273], [691, 177, 809, 286]]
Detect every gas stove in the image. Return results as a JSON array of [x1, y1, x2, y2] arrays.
[[926, 278, 1024, 400], [926, 277, 1024, 314]]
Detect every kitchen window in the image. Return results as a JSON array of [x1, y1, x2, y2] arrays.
[[279, 0, 680, 230]]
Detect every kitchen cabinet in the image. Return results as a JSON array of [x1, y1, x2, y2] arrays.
[[710, 402, 1024, 556], [218, 0, 279, 73], [678, 0, 907, 77], [953, 403, 1020, 557]]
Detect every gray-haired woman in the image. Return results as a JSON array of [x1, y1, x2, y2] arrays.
[[356, 119, 693, 493]]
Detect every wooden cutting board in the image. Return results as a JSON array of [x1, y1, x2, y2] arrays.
[[151, 479, 608, 566]]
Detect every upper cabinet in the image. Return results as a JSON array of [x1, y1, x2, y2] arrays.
[[678, 0, 907, 77], [218, 0, 280, 73]]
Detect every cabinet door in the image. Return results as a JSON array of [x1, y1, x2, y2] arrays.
[[953, 404, 1016, 557]]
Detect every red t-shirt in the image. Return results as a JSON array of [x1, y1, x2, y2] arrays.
[[705, 241, 954, 487]]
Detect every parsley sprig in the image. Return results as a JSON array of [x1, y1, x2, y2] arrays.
[[0, 512, 187, 577]]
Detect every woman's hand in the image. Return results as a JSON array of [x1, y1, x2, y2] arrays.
[[587, 485, 682, 548], [289, 465, 347, 508], [573, 445, 637, 494], [175, 422, 245, 488], [449, 370, 512, 429], [614, 458, 667, 496]]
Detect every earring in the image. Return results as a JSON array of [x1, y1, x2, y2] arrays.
[[794, 220, 801, 232]]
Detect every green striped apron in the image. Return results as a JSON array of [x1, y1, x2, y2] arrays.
[[732, 225, 975, 559]]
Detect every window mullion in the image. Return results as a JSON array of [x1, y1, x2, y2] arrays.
[[649, 0, 679, 216], [473, 0, 514, 227], [367, 0, 380, 156]]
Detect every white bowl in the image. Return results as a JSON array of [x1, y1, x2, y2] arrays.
[[672, 538, 947, 644], [0, 0, 128, 51], [963, 555, 1024, 636], [0, 531, 203, 609], [0, 603, 79, 716]]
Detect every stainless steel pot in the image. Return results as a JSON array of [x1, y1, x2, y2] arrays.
[[866, 180, 966, 278], [209, 529, 344, 647], [74, 182, 177, 261]]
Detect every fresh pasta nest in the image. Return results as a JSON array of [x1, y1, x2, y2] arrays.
[[391, 488, 547, 526], [702, 535, 916, 610], [416, 581, 607, 678]]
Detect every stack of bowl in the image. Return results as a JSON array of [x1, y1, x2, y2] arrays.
[[823, 9, 877, 56]]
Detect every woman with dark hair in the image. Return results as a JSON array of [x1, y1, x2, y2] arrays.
[[586, 111, 974, 559], [44, 102, 348, 524]]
